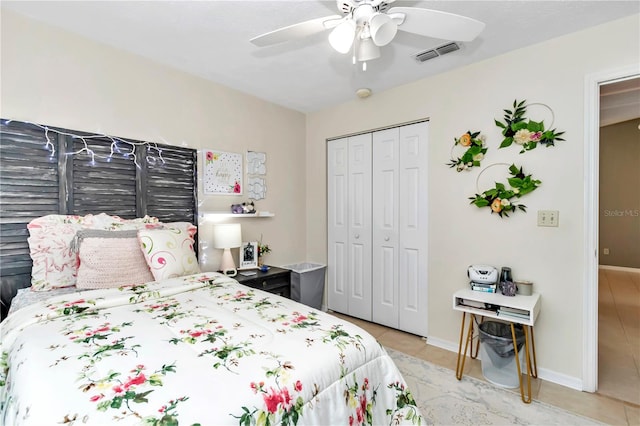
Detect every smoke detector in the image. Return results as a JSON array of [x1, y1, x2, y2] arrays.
[[356, 88, 372, 99]]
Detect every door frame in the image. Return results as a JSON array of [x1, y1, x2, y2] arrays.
[[583, 64, 639, 392]]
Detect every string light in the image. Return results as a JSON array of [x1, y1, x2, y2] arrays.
[[2, 119, 166, 168]]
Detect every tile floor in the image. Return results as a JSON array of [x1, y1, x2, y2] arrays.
[[598, 268, 640, 407], [330, 270, 640, 426]]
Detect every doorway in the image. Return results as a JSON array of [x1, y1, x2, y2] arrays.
[[584, 66, 640, 396], [598, 78, 640, 404]]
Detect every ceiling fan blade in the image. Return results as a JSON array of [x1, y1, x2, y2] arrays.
[[250, 15, 342, 47], [388, 7, 485, 42]]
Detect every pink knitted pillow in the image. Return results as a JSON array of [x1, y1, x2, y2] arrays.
[[75, 230, 154, 289]]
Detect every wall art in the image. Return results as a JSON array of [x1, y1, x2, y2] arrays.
[[247, 177, 266, 200], [246, 151, 267, 199], [447, 130, 487, 172], [246, 151, 267, 175], [495, 99, 565, 153], [203, 150, 242, 195], [469, 163, 541, 218]]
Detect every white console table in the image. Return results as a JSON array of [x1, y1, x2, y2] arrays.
[[452, 289, 541, 403]]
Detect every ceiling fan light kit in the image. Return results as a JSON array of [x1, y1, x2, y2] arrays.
[[356, 37, 381, 62], [369, 12, 397, 46], [251, 0, 485, 71], [328, 19, 357, 53]]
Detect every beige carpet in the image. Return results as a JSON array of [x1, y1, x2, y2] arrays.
[[387, 348, 604, 425]]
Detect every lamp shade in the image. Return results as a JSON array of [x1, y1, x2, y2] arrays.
[[328, 19, 356, 54], [357, 37, 381, 62], [211, 223, 242, 249], [369, 13, 397, 46]]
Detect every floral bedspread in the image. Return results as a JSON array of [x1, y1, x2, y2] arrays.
[[1, 273, 423, 425]]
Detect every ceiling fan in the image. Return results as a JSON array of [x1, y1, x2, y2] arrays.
[[250, 0, 486, 70]]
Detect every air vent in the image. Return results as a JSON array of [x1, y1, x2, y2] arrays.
[[415, 50, 439, 62], [414, 42, 461, 63], [436, 42, 460, 55]]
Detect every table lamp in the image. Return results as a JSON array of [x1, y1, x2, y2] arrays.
[[211, 223, 242, 277]]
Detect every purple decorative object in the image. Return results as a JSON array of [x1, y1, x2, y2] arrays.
[[231, 204, 244, 214], [502, 280, 517, 296]]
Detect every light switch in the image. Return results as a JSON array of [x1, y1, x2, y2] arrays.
[[537, 210, 559, 227]]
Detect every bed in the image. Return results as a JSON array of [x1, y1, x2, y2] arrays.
[[0, 212, 423, 425], [1, 272, 423, 425]]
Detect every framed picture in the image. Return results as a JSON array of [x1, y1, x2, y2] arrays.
[[247, 176, 266, 200], [239, 241, 258, 269], [246, 151, 266, 175], [203, 150, 243, 195]]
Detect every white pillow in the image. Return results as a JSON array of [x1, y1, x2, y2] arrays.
[[137, 226, 200, 281]]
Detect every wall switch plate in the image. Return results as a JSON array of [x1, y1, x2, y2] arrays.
[[537, 210, 559, 227]]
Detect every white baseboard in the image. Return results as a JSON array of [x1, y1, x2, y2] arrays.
[[425, 335, 459, 353], [425, 336, 584, 391], [536, 367, 583, 391], [599, 265, 640, 273]]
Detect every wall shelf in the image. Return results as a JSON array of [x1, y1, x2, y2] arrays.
[[200, 212, 274, 219]]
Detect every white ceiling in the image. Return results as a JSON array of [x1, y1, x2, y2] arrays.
[[2, 1, 639, 113]]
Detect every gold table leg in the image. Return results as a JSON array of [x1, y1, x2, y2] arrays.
[[455, 312, 475, 380], [511, 323, 536, 403], [528, 326, 538, 378], [470, 316, 482, 360]]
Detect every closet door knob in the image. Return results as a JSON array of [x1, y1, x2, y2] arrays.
[[354, 234, 360, 239], [384, 236, 390, 241]]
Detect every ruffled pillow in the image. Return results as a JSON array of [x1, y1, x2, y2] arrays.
[[27, 215, 86, 291], [137, 225, 200, 281], [74, 230, 155, 289]]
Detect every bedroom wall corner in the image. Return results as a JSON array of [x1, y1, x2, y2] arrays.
[[0, 8, 308, 275]]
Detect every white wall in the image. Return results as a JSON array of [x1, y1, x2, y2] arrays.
[[0, 9, 307, 270], [3, 6, 639, 388], [306, 15, 639, 386]]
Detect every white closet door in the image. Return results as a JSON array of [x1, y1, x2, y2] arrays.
[[347, 133, 372, 320], [327, 134, 372, 320], [327, 138, 348, 313], [372, 128, 400, 328], [398, 121, 428, 336]]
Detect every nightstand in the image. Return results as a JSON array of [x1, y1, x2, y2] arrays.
[[234, 266, 291, 299]]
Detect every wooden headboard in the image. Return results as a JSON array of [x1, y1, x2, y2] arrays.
[[0, 119, 198, 319]]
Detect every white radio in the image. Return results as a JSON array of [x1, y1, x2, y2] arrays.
[[467, 265, 498, 284]]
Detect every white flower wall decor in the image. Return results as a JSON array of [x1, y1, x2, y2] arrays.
[[246, 151, 267, 200]]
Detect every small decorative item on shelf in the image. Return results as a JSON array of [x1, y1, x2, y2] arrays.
[[469, 163, 541, 218], [495, 99, 565, 153], [230, 201, 256, 214], [447, 130, 487, 172]]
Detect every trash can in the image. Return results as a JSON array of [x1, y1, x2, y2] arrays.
[[478, 321, 526, 388], [283, 263, 326, 310]]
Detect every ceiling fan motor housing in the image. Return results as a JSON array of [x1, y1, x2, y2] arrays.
[[337, 0, 393, 15]]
